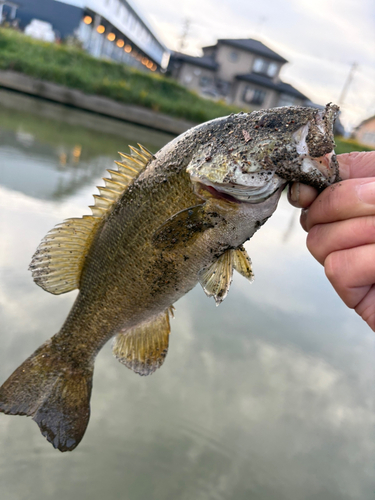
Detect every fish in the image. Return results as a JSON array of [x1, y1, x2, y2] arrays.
[[0, 103, 340, 452]]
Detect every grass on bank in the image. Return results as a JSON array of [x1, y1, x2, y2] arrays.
[[0, 28, 372, 155], [0, 27, 240, 123], [334, 136, 372, 155]]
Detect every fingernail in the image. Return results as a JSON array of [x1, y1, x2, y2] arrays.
[[357, 182, 375, 204], [300, 208, 308, 231], [290, 183, 300, 203]]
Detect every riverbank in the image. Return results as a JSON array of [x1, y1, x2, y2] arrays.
[[0, 28, 239, 129], [0, 28, 371, 150], [0, 70, 196, 135]]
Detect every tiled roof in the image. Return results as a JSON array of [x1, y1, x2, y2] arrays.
[[236, 73, 308, 99], [215, 39, 288, 63], [169, 52, 218, 70]]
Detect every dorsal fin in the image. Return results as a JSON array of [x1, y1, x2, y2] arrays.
[[29, 144, 153, 295]]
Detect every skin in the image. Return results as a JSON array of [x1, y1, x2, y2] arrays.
[[288, 151, 375, 331]]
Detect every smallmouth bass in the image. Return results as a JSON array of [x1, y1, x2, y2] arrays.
[[0, 104, 340, 451]]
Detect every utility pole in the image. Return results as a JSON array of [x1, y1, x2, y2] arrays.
[[338, 62, 358, 106], [179, 18, 191, 52]]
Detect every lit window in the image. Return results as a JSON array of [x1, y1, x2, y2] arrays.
[[83, 16, 92, 25], [96, 25, 105, 34]]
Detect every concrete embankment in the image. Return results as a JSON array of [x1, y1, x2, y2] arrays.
[[0, 70, 197, 135]]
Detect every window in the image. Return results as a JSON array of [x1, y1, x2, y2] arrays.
[[267, 62, 278, 77], [200, 76, 212, 88], [253, 58, 266, 73], [277, 94, 296, 107], [243, 86, 266, 105], [253, 58, 278, 77], [229, 51, 239, 62]]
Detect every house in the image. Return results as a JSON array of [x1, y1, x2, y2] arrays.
[[7, 0, 169, 72], [353, 116, 375, 147], [168, 38, 308, 109]]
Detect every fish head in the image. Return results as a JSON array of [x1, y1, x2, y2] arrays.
[[187, 103, 340, 204]]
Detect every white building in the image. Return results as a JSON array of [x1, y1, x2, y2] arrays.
[[13, 0, 169, 72]]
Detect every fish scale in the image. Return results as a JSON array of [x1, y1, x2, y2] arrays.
[[0, 104, 340, 451]]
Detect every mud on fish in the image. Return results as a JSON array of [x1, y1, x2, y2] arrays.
[[0, 104, 340, 451]]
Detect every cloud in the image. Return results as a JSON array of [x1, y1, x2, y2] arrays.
[[137, 0, 375, 129]]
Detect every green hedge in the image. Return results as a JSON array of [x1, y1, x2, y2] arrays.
[[0, 28, 240, 123]]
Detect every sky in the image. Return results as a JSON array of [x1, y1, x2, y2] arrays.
[[133, 0, 375, 132]]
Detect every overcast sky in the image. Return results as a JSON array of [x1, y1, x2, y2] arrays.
[[134, 0, 375, 132]]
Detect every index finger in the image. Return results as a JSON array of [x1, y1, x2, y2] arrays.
[[337, 151, 375, 180]]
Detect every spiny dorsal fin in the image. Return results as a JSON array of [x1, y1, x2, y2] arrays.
[[112, 307, 174, 376], [29, 144, 153, 295], [93, 143, 152, 218], [199, 246, 253, 305]]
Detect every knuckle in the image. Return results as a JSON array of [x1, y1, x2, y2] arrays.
[[324, 252, 342, 287], [306, 225, 323, 257]]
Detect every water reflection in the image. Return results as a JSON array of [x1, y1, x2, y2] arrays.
[[0, 91, 374, 500], [0, 89, 172, 200]]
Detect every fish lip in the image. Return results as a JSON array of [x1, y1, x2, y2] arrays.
[[299, 150, 339, 186], [195, 174, 287, 204]]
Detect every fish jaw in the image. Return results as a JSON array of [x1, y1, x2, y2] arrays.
[[186, 103, 340, 203]]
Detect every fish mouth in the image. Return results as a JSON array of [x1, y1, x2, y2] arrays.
[[195, 173, 286, 204], [301, 151, 337, 182], [290, 105, 340, 188]]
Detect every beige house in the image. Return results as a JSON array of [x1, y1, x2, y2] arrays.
[[168, 38, 308, 109], [353, 116, 375, 147]]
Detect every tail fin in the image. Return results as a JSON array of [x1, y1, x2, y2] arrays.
[[0, 340, 93, 452]]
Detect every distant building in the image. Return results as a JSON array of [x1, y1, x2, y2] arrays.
[[353, 116, 375, 147], [7, 0, 169, 72], [168, 38, 308, 109]]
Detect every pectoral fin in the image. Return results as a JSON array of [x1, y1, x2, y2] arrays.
[[199, 250, 234, 305], [112, 308, 174, 376], [152, 205, 209, 250], [199, 246, 254, 305], [232, 245, 254, 282]]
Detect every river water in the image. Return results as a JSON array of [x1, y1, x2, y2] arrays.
[[0, 89, 374, 500]]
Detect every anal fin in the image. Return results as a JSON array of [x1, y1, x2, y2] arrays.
[[112, 308, 174, 376]]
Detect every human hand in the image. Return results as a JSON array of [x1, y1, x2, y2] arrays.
[[288, 151, 375, 330]]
